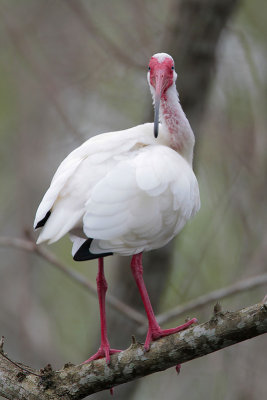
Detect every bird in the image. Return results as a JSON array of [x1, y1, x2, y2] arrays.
[[34, 52, 200, 364]]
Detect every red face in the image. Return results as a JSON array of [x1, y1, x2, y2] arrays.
[[148, 56, 174, 96], [148, 55, 175, 138]]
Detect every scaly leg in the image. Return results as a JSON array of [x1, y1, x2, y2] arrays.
[[131, 253, 197, 351], [83, 258, 121, 365]]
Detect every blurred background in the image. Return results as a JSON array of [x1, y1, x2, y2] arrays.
[[0, 0, 266, 399]]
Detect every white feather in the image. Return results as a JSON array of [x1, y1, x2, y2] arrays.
[[79, 145, 199, 255], [34, 68, 200, 257]]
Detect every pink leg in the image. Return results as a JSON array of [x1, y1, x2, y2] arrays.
[[83, 258, 121, 365], [131, 253, 197, 351]]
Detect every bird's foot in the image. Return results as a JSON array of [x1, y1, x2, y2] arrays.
[[82, 346, 122, 365], [144, 317, 198, 351], [82, 347, 120, 396]]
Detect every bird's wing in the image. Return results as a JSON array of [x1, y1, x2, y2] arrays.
[[83, 145, 200, 256], [34, 123, 158, 243]]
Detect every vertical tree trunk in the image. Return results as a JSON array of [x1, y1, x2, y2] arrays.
[[165, 0, 241, 133]]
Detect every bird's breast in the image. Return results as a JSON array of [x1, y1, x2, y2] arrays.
[[84, 145, 200, 256]]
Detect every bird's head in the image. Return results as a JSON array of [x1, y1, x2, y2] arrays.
[[147, 53, 177, 138]]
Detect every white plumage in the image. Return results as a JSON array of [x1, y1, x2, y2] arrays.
[[34, 54, 200, 261], [34, 52, 201, 363], [34, 121, 199, 257]]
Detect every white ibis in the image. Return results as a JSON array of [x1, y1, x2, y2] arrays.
[[34, 53, 200, 364]]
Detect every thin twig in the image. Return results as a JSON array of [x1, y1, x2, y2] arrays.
[[0, 236, 146, 325], [179, 167, 244, 299], [0, 352, 41, 378], [1, 236, 266, 330], [66, 0, 144, 70], [154, 273, 267, 326], [0, 6, 83, 141]]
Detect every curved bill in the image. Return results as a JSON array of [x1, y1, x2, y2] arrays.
[[153, 72, 165, 138]]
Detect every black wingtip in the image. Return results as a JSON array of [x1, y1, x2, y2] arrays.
[[73, 238, 113, 261], [35, 210, 51, 229]]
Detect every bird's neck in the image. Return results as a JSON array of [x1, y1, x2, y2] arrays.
[[160, 85, 195, 165]]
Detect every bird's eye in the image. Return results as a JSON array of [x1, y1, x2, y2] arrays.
[[171, 66, 174, 70], [148, 66, 151, 71]]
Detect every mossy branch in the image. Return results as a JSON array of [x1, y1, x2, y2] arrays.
[[0, 301, 266, 400]]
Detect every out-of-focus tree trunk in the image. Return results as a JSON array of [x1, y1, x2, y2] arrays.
[[92, 1, 240, 399], [165, 0, 241, 134]]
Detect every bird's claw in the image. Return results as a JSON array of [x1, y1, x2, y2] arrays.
[[144, 317, 198, 351], [83, 347, 122, 365]]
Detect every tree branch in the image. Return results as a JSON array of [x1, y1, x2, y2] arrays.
[[0, 301, 266, 399], [154, 273, 267, 325], [0, 236, 146, 326], [1, 236, 267, 330]]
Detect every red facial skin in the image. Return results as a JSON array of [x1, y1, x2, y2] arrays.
[[148, 57, 174, 100], [148, 56, 175, 138]]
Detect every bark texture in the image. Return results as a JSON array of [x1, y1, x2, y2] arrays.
[[1, 301, 266, 400]]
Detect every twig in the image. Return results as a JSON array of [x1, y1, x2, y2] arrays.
[[0, 352, 41, 378], [155, 273, 267, 326], [66, 0, 144, 70], [0, 301, 266, 399], [0, 236, 146, 326], [0, 7, 83, 141], [179, 167, 244, 299], [2, 235, 266, 330]]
